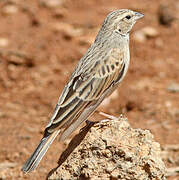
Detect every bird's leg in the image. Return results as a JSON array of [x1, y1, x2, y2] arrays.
[[98, 111, 119, 121], [85, 111, 119, 126]]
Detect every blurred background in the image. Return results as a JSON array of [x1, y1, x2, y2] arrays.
[[0, 0, 178, 179]]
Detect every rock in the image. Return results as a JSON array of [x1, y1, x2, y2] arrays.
[[52, 22, 84, 38], [1, 50, 34, 67], [133, 27, 158, 43], [0, 162, 17, 170], [0, 163, 22, 180], [2, 5, 18, 15], [40, 0, 65, 8], [48, 117, 166, 180], [0, 38, 9, 47], [167, 83, 179, 93], [142, 27, 159, 38], [132, 30, 146, 43], [158, 5, 175, 26], [52, 8, 68, 18]]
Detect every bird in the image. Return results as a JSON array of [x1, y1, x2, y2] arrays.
[[22, 9, 144, 173]]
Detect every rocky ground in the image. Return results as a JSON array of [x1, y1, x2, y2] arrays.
[[0, 0, 178, 179], [48, 117, 166, 180]]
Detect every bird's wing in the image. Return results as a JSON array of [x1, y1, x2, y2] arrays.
[[45, 48, 125, 135]]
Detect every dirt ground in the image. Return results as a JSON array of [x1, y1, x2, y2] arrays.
[[0, 0, 178, 179]]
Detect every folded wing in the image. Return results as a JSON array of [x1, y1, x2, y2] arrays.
[[45, 48, 125, 138]]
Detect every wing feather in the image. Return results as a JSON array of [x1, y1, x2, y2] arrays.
[[76, 48, 125, 101], [46, 48, 125, 136]]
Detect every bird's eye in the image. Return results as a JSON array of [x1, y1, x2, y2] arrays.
[[125, 15, 131, 20]]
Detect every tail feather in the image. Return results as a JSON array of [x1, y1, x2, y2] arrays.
[[22, 130, 60, 173]]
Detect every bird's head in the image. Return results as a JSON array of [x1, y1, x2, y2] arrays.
[[100, 9, 144, 37]]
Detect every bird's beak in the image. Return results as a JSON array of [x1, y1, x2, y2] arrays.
[[134, 12, 144, 20]]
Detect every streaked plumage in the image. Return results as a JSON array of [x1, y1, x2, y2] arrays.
[[22, 9, 144, 172]]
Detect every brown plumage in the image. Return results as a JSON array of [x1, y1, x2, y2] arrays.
[[22, 9, 144, 172]]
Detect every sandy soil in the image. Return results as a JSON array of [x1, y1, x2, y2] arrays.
[[0, 0, 178, 179]]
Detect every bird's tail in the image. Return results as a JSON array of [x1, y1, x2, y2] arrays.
[[22, 130, 60, 173]]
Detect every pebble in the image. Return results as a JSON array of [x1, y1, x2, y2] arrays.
[[2, 5, 18, 15], [133, 26, 158, 43], [167, 83, 179, 93], [52, 22, 84, 37], [132, 30, 146, 43], [158, 5, 174, 26], [0, 162, 17, 170], [142, 26, 159, 38], [40, 0, 64, 8], [0, 38, 9, 47]]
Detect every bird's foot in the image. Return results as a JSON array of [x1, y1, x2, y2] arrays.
[[83, 112, 121, 130], [98, 111, 119, 121]]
